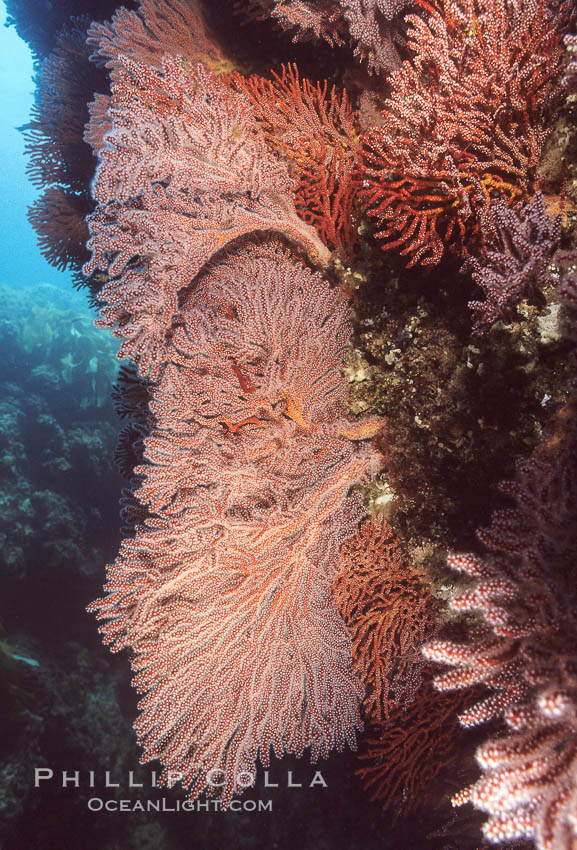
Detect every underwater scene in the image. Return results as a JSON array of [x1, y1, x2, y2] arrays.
[[1, 0, 576, 848]]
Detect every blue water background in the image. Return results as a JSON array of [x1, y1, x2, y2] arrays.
[[0, 0, 87, 306]]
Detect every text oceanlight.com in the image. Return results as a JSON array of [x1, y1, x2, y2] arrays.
[[87, 798, 273, 812]]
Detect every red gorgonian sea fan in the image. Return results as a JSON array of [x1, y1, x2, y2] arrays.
[[88, 240, 383, 805], [357, 675, 482, 818], [423, 403, 577, 849], [334, 518, 483, 820], [360, 0, 570, 267], [27, 185, 92, 273], [231, 64, 361, 258], [333, 516, 438, 723]]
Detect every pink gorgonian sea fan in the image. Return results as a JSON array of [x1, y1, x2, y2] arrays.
[[243, 0, 408, 72], [423, 405, 577, 849], [87, 240, 383, 806], [83, 53, 330, 379]]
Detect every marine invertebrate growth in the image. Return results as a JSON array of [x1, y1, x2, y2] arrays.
[[360, 0, 569, 266], [83, 0, 234, 158], [89, 241, 382, 805], [243, 0, 346, 45], [466, 193, 561, 334], [20, 0, 577, 840], [87, 0, 233, 80], [27, 186, 92, 273], [357, 675, 481, 817], [24, 17, 100, 271], [71, 0, 390, 810], [423, 405, 577, 848], [83, 52, 329, 378], [564, 33, 577, 93], [334, 516, 438, 722], [231, 64, 360, 257], [243, 0, 408, 72]]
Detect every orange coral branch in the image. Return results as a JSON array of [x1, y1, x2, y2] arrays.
[[359, 0, 569, 266], [230, 63, 361, 258], [334, 516, 438, 723]]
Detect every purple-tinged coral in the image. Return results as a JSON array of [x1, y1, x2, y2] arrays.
[[340, 0, 408, 72], [244, 0, 408, 72], [564, 33, 577, 93], [467, 194, 561, 335], [424, 222, 577, 847], [558, 250, 577, 393], [424, 405, 577, 849]]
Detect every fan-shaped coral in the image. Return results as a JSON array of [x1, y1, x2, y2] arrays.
[[360, 0, 570, 266], [89, 242, 382, 804]]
